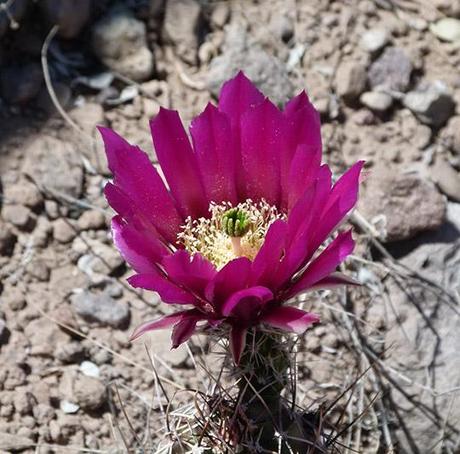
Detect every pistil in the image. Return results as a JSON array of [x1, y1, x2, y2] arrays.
[[231, 236, 244, 256]]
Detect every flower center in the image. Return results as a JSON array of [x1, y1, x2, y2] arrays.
[[177, 199, 284, 270]]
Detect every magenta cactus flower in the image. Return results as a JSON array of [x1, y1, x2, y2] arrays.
[[99, 72, 363, 363]]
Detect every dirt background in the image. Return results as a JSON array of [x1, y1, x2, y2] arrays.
[[1, 0, 460, 452]]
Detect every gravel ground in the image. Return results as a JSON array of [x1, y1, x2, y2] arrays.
[[1, 0, 460, 452]]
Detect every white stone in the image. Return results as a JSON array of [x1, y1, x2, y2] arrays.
[[359, 28, 389, 53], [430, 18, 460, 42], [80, 360, 100, 378], [60, 400, 80, 414]]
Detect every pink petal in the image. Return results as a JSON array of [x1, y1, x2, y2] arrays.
[[286, 184, 317, 244], [222, 286, 273, 318], [284, 92, 321, 151], [277, 167, 332, 283], [308, 161, 364, 255], [281, 91, 321, 205], [172, 314, 200, 348], [218, 71, 265, 123], [261, 306, 319, 334], [284, 90, 314, 116], [230, 326, 247, 365], [309, 272, 360, 290], [286, 144, 322, 211], [250, 220, 288, 290], [287, 166, 331, 239], [128, 272, 196, 305], [323, 161, 365, 215], [111, 215, 167, 274], [218, 71, 265, 199], [99, 127, 182, 243], [162, 250, 216, 296], [190, 103, 237, 205], [286, 230, 355, 298], [130, 312, 186, 341], [105, 183, 160, 239], [240, 99, 283, 205], [205, 257, 252, 305], [150, 108, 207, 219], [105, 184, 138, 227]]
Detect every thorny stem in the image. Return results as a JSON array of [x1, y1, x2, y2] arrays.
[[235, 331, 288, 451], [233, 331, 325, 453]]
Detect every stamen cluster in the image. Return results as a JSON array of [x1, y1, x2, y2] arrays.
[[177, 199, 284, 270]]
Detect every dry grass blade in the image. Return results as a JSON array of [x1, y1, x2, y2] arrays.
[[41, 25, 94, 143], [112, 381, 143, 448]]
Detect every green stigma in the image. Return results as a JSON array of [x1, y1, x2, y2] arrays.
[[222, 207, 250, 237]]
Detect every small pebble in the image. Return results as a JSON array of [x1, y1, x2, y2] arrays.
[[53, 218, 77, 243], [430, 18, 460, 42], [359, 28, 389, 53], [60, 400, 80, 414], [360, 91, 393, 112], [80, 360, 100, 378]]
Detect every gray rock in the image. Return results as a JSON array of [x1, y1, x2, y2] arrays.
[[430, 157, 460, 202], [210, 2, 230, 29], [89, 347, 112, 365], [69, 102, 105, 135], [3, 286, 26, 311], [92, 6, 154, 82], [1, 205, 35, 231], [359, 28, 389, 53], [56, 342, 85, 364], [13, 389, 33, 416], [39, 0, 91, 39], [45, 200, 60, 219], [77, 210, 106, 231], [0, 432, 34, 451], [432, 0, 460, 18], [25, 257, 50, 282], [359, 168, 446, 242], [403, 80, 456, 127], [368, 47, 413, 92], [76, 239, 124, 280], [24, 318, 68, 357], [0, 222, 16, 256], [430, 17, 460, 42], [360, 91, 393, 112], [384, 236, 460, 451], [444, 116, 460, 155], [415, 124, 432, 150], [206, 23, 293, 106], [32, 403, 55, 425], [22, 135, 83, 198], [0, 63, 43, 104], [4, 180, 43, 211], [3, 364, 27, 390], [163, 0, 202, 64], [53, 218, 77, 244], [71, 289, 130, 328], [335, 61, 368, 104], [73, 376, 106, 411]]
